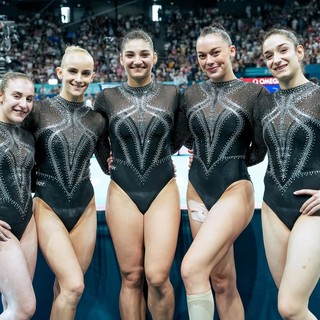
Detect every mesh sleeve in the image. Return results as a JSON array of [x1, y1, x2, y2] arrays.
[[93, 93, 111, 174], [21, 100, 41, 132], [171, 91, 192, 153], [245, 86, 269, 166]]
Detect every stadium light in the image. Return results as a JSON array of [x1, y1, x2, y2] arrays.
[[61, 6, 70, 23], [152, 5, 162, 22]]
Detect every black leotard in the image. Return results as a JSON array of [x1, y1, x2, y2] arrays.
[[182, 79, 269, 210], [23, 95, 109, 231], [94, 82, 182, 213], [0, 122, 34, 240], [261, 82, 320, 230]]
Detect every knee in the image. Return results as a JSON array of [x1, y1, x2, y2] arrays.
[[70, 280, 85, 300], [278, 295, 301, 320], [60, 278, 85, 306], [181, 258, 197, 285], [15, 295, 36, 320], [22, 299, 36, 320], [211, 272, 236, 295], [145, 267, 169, 289], [121, 267, 145, 289]]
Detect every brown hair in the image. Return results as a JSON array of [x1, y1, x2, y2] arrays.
[[197, 23, 232, 46], [0, 71, 33, 92], [263, 27, 299, 47], [120, 29, 154, 53]]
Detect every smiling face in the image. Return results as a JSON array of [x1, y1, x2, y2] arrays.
[[56, 52, 95, 102], [0, 78, 34, 124], [196, 33, 236, 82], [262, 33, 305, 88], [120, 38, 157, 87]]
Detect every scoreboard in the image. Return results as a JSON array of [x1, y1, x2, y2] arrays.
[[241, 77, 280, 93]]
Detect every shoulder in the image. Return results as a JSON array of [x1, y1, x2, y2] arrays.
[[33, 99, 45, 110], [37, 97, 54, 106], [90, 108, 107, 127], [309, 81, 320, 95], [93, 91, 108, 114], [159, 83, 180, 93], [87, 106, 104, 119], [19, 124, 35, 142], [94, 86, 121, 106], [241, 81, 268, 93], [22, 99, 45, 128], [102, 85, 122, 95], [240, 81, 272, 102], [183, 82, 202, 95], [182, 82, 206, 103], [33, 98, 55, 113]]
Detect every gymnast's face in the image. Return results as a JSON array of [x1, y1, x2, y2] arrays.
[[56, 52, 95, 102], [0, 78, 34, 124], [197, 33, 236, 82], [120, 39, 158, 87], [263, 33, 304, 87]]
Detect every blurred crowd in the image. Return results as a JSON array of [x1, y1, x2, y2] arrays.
[[4, 0, 320, 87], [158, 0, 320, 85]]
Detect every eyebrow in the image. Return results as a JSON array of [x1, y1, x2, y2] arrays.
[[124, 50, 151, 53], [263, 42, 289, 55], [67, 67, 92, 72], [197, 47, 221, 53], [11, 91, 34, 97]]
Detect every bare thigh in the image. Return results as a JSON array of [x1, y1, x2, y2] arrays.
[[106, 181, 144, 275], [34, 198, 87, 284], [20, 215, 38, 280], [0, 222, 36, 307], [144, 178, 181, 277], [69, 197, 97, 274], [279, 214, 320, 302], [210, 244, 237, 285], [184, 180, 254, 278], [261, 202, 290, 288]]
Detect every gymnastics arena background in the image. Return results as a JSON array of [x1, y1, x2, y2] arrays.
[[2, 0, 320, 317], [1, 77, 319, 319]]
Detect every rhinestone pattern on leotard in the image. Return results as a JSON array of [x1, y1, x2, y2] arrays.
[[185, 80, 256, 178], [32, 95, 101, 199], [0, 122, 34, 218], [262, 82, 320, 193]]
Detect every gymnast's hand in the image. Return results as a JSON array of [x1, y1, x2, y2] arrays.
[[0, 220, 12, 241], [188, 149, 194, 168], [294, 189, 320, 215]]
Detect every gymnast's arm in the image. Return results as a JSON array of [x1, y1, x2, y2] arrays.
[[171, 88, 193, 154], [93, 92, 111, 175], [245, 86, 270, 167]]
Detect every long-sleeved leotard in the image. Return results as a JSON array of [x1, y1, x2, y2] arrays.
[[0, 122, 34, 240], [261, 82, 320, 230], [94, 82, 184, 214], [23, 95, 109, 231], [182, 79, 270, 211]]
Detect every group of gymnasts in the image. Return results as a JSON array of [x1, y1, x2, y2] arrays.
[[0, 23, 319, 320]]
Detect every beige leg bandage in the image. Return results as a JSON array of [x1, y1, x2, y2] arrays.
[[188, 200, 209, 223], [187, 289, 214, 320]]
